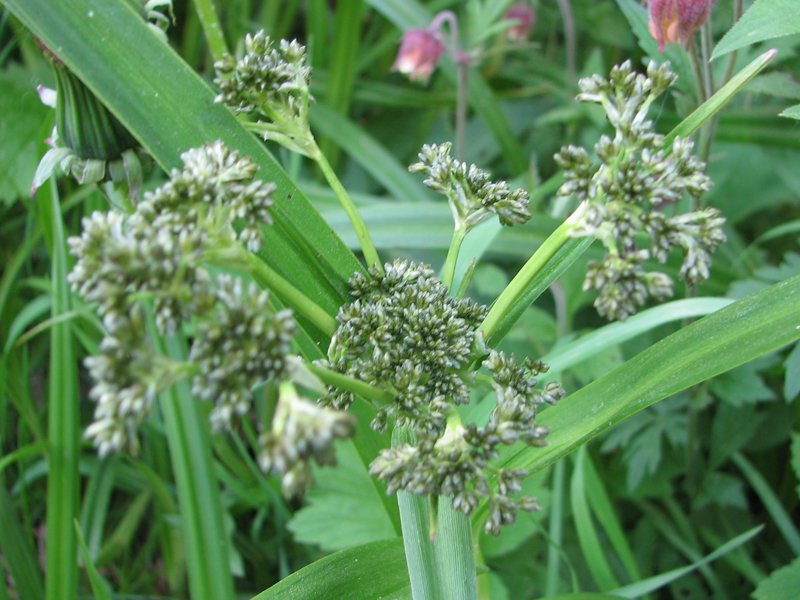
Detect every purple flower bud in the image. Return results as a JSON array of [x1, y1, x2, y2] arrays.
[[392, 28, 445, 84], [505, 3, 535, 41], [648, 0, 714, 52]]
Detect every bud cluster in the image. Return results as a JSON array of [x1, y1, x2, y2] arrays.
[[321, 260, 561, 533], [555, 61, 724, 320], [214, 32, 316, 156], [68, 142, 297, 457], [410, 142, 530, 229]]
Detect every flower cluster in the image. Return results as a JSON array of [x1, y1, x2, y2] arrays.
[[555, 61, 724, 320], [321, 260, 486, 432], [259, 382, 356, 497], [69, 142, 295, 456], [214, 32, 316, 157], [321, 260, 562, 533], [410, 142, 530, 229], [190, 276, 296, 431]]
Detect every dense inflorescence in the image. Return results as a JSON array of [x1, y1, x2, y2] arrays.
[[214, 32, 317, 156], [68, 142, 331, 471], [410, 142, 531, 229], [320, 259, 563, 533], [554, 61, 725, 320]]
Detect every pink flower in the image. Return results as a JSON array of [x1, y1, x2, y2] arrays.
[[648, 0, 714, 52], [392, 28, 445, 84], [505, 4, 535, 41]]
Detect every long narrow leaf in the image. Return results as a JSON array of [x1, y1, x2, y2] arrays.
[[471, 274, 800, 525], [251, 538, 409, 600]]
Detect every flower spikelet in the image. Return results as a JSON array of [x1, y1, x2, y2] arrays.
[[190, 275, 296, 431], [410, 142, 530, 228]]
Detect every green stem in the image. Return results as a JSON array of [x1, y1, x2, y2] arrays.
[[393, 428, 439, 600], [442, 225, 467, 293], [205, 245, 337, 336], [307, 362, 394, 407], [192, 0, 229, 62], [44, 182, 80, 600], [315, 149, 383, 273], [544, 459, 566, 596], [244, 252, 337, 336], [480, 209, 580, 343], [455, 60, 468, 161], [434, 497, 477, 600]]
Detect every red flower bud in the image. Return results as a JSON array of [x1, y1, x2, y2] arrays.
[[392, 28, 445, 84], [505, 3, 535, 41], [648, 0, 714, 52]]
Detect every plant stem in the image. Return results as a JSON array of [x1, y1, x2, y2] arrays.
[[455, 59, 469, 161], [434, 497, 477, 600], [393, 428, 439, 600], [480, 209, 581, 343], [314, 148, 383, 273], [307, 362, 395, 407], [192, 0, 229, 62], [442, 225, 467, 293], [205, 245, 337, 336], [44, 181, 80, 600]]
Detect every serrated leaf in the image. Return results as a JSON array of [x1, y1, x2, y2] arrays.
[[250, 539, 409, 600], [0, 66, 51, 203], [288, 441, 398, 552], [712, 0, 800, 60], [784, 342, 800, 401], [694, 471, 747, 510], [752, 557, 800, 600], [709, 362, 775, 407], [709, 404, 765, 469]]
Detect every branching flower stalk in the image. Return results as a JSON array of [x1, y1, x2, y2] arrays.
[[485, 60, 724, 332], [410, 142, 531, 291], [213, 32, 383, 272]]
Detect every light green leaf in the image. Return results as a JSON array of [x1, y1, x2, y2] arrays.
[[250, 539, 409, 600], [288, 441, 398, 552], [791, 433, 800, 500], [753, 557, 800, 600], [712, 0, 800, 60], [781, 104, 800, 119]]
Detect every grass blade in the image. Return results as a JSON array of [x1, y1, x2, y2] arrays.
[[42, 181, 80, 600]]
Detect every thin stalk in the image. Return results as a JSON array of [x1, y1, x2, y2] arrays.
[[434, 498, 477, 600], [545, 459, 566, 596], [721, 0, 745, 86], [393, 428, 439, 600], [480, 209, 581, 342], [455, 59, 469, 161], [192, 0, 229, 62], [307, 362, 394, 407], [314, 149, 383, 273], [556, 0, 576, 85], [442, 225, 467, 292], [44, 182, 80, 600], [205, 245, 337, 336]]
